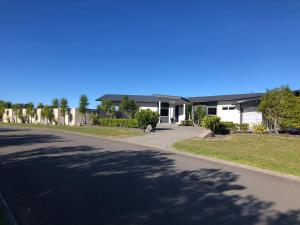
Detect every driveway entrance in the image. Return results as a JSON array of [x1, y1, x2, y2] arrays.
[[122, 123, 206, 150]]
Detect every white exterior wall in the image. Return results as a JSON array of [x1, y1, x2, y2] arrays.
[[178, 105, 186, 123], [216, 101, 241, 124], [242, 104, 262, 126], [3, 109, 12, 123]]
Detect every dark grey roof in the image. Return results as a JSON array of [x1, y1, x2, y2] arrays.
[[188, 93, 264, 103], [96, 94, 158, 103]]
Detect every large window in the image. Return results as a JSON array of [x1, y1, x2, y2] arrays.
[[160, 102, 169, 116], [207, 107, 217, 115]]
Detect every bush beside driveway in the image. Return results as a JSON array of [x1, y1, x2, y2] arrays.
[[173, 134, 300, 177]]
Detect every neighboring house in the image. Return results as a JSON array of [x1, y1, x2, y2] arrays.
[[97, 90, 300, 125]]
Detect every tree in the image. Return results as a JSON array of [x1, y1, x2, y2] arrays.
[[26, 102, 35, 123], [78, 95, 89, 124], [52, 98, 60, 124], [194, 106, 206, 125], [41, 105, 54, 124], [12, 104, 22, 123], [119, 96, 138, 118], [258, 86, 299, 133], [60, 98, 68, 125], [0, 101, 11, 122], [98, 99, 115, 118], [52, 98, 60, 108], [185, 103, 193, 122], [37, 102, 44, 108]]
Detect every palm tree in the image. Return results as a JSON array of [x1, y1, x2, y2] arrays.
[[26, 102, 35, 123], [60, 98, 68, 125], [52, 98, 60, 124], [78, 95, 89, 124], [41, 105, 54, 124], [12, 104, 21, 123]]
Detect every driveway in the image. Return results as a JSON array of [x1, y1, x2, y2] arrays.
[[0, 126, 300, 225], [123, 123, 206, 150]]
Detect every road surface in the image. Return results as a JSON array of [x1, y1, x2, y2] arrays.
[[0, 126, 300, 225]]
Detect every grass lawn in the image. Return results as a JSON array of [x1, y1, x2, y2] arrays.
[[0, 123, 144, 138], [173, 134, 300, 177]]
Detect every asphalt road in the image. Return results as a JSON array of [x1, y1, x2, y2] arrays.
[[0, 126, 300, 225]]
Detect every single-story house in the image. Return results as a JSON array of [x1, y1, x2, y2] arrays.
[[97, 90, 300, 125]]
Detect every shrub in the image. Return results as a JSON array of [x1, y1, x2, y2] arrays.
[[201, 116, 221, 134], [179, 120, 194, 126], [89, 113, 100, 125], [99, 118, 138, 128], [240, 123, 249, 133], [136, 109, 159, 129], [219, 121, 238, 134], [253, 122, 267, 134]]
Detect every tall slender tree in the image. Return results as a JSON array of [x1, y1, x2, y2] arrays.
[[52, 98, 60, 124], [12, 104, 22, 123], [41, 105, 54, 124], [60, 98, 68, 125], [98, 99, 115, 118], [26, 102, 35, 123], [78, 95, 89, 124]]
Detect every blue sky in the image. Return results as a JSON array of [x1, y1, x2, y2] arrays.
[[0, 0, 299, 108]]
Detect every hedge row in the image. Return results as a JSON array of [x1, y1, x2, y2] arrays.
[[99, 118, 138, 128]]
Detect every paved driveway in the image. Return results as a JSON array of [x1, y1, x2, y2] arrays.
[[123, 123, 206, 150], [0, 127, 300, 225]]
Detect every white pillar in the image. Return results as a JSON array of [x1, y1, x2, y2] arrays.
[[169, 106, 171, 123], [183, 103, 186, 121], [158, 101, 161, 123]]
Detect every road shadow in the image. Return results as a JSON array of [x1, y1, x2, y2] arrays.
[[0, 145, 299, 225], [0, 133, 65, 147]]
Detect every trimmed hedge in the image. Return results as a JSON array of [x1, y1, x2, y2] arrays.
[[99, 118, 138, 128], [219, 121, 238, 134]]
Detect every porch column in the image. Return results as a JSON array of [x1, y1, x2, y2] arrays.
[[183, 103, 186, 121], [158, 101, 161, 123], [169, 106, 171, 123]]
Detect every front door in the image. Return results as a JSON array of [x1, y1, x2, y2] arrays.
[[175, 105, 179, 122]]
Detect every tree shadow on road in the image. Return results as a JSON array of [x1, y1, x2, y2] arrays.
[[0, 145, 299, 225], [0, 133, 65, 147]]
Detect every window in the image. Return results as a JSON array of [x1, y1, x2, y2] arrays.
[[160, 102, 169, 116], [222, 107, 228, 110], [207, 107, 217, 115], [229, 107, 235, 110]]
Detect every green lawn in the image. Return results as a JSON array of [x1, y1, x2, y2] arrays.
[[173, 134, 300, 177], [0, 123, 144, 138]]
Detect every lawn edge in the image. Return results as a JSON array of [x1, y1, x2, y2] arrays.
[[0, 124, 143, 139], [171, 145, 300, 183]]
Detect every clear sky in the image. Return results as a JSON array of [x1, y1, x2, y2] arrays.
[[1, 0, 299, 108]]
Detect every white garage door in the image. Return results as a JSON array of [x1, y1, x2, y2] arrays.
[[242, 110, 262, 125], [242, 106, 262, 125]]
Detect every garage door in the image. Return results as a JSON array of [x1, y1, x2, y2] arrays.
[[242, 104, 262, 125], [242, 111, 262, 124]]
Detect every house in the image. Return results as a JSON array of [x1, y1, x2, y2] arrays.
[[97, 92, 266, 125], [97, 94, 189, 123]]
